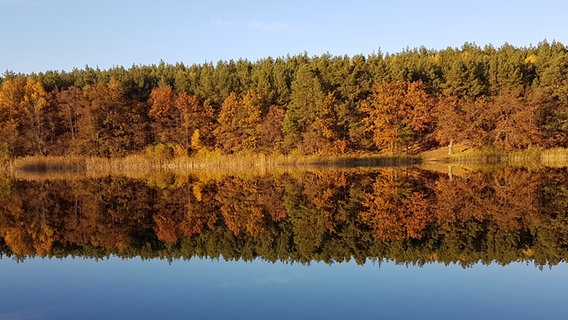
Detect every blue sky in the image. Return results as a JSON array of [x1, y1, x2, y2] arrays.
[[1, 0, 567, 74]]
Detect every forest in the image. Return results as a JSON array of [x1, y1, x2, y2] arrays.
[[1, 168, 567, 267], [1, 41, 567, 161]]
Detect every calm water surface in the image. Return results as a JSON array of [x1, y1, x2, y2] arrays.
[[1, 166, 567, 319], [2, 257, 567, 320]]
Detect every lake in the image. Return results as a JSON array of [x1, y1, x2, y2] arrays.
[[1, 166, 567, 319]]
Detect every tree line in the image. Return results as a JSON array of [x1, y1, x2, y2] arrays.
[[1, 41, 567, 159], [1, 168, 567, 267]]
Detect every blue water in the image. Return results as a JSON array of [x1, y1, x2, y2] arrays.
[[1, 257, 567, 320]]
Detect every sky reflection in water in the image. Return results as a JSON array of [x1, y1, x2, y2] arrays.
[[1, 257, 566, 320]]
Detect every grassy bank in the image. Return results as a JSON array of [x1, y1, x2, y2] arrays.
[[8, 156, 87, 172], [449, 147, 568, 168], [421, 145, 568, 167], [5, 147, 566, 175], [5, 150, 419, 174]]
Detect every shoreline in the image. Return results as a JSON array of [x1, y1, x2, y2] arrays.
[[1, 147, 567, 174], [2, 152, 421, 173]]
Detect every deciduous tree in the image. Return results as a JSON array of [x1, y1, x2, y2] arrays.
[[362, 81, 434, 154], [215, 90, 262, 153]]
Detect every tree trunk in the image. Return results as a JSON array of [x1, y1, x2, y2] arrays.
[[448, 139, 454, 156]]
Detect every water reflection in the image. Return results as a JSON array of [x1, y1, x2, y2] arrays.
[[3, 257, 567, 320], [1, 167, 567, 267]]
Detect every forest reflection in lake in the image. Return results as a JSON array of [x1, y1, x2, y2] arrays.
[[1, 166, 567, 266], [2, 166, 568, 319]]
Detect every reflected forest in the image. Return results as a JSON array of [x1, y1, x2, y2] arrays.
[[1, 168, 567, 267]]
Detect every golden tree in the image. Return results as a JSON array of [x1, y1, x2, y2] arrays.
[[362, 81, 433, 154], [215, 90, 262, 153], [0, 77, 50, 156]]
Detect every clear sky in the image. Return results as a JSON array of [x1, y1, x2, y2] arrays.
[[1, 0, 567, 74]]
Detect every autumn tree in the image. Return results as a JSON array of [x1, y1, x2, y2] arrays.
[[55, 86, 86, 154], [490, 88, 541, 149], [79, 79, 148, 156], [361, 81, 434, 154], [149, 85, 216, 154], [256, 105, 286, 153], [20, 77, 51, 155], [538, 91, 568, 147], [434, 94, 467, 155], [148, 85, 178, 145], [0, 77, 25, 157], [302, 93, 348, 155], [436, 88, 541, 151], [176, 92, 216, 152], [435, 94, 496, 151], [214, 90, 262, 153], [0, 77, 54, 156], [453, 96, 495, 148]]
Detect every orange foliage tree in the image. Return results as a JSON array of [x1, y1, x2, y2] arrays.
[[435, 87, 541, 151], [214, 90, 262, 153], [149, 86, 215, 153], [489, 88, 541, 149], [256, 105, 286, 153], [435, 94, 468, 155], [148, 86, 178, 144], [78, 79, 148, 156], [302, 93, 348, 155], [55, 86, 86, 154], [0, 77, 53, 156], [362, 81, 434, 154]]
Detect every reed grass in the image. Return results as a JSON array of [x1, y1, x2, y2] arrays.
[[435, 147, 568, 168], [8, 159, 400, 183], [84, 149, 420, 171], [447, 148, 506, 163], [12, 156, 87, 172], [540, 148, 568, 167], [5, 147, 565, 178], [3, 150, 417, 180]]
